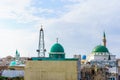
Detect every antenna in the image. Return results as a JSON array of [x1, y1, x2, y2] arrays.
[[36, 25, 46, 57]]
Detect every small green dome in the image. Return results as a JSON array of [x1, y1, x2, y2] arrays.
[[92, 45, 109, 53], [10, 61, 17, 66], [50, 43, 64, 52]]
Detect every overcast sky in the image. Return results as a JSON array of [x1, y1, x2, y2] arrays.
[[0, 0, 120, 58]]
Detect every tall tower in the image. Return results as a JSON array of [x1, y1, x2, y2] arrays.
[[102, 31, 106, 47], [37, 25, 46, 57]]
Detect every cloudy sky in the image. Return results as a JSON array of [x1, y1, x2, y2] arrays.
[[0, 0, 120, 58]]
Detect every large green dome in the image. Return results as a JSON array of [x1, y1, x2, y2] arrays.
[[92, 45, 109, 53], [50, 43, 64, 52]]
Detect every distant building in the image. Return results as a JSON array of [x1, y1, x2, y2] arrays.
[[1, 50, 27, 79], [82, 32, 118, 80], [117, 59, 120, 80], [87, 32, 116, 62], [9, 50, 26, 67], [74, 55, 81, 59]]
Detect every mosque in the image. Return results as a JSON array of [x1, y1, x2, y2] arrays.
[[24, 27, 81, 80], [87, 32, 116, 62], [81, 32, 117, 80], [9, 50, 21, 66], [85, 32, 116, 67], [25, 42, 81, 80]]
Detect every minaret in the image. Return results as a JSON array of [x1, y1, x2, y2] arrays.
[[102, 31, 106, 47], [36, 25, 46, 57], [15, 50, 20, 61]]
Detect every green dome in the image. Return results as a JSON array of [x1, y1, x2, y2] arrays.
[[50, 43, 64, 52], [10, 61, 17, 66], [92, 45, 109, 53]]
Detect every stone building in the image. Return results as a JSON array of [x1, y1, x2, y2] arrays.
[[25, 41, 81, 80]]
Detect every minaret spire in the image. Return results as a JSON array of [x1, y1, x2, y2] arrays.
[[56, 38, 58, 43], [40, 25, 43, 31], [102, 31, 106, 47], [36, 25, 46, 57]]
